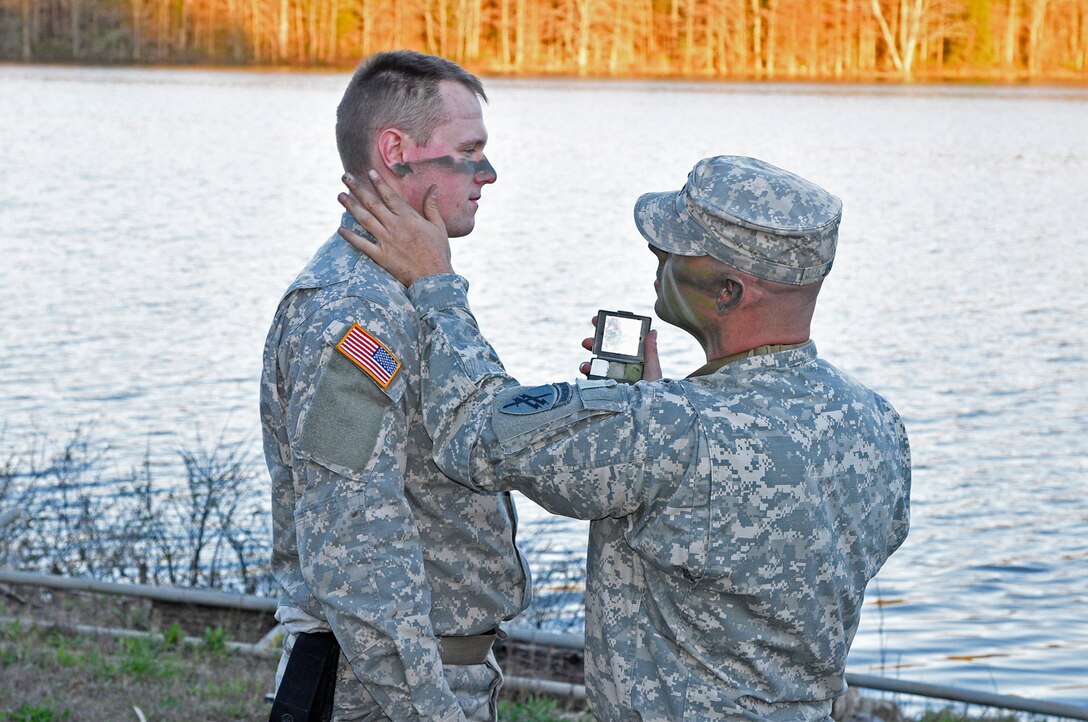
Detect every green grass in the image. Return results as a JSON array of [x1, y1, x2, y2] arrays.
[[200, 625, 228, 655], [0, 623, 270, 721], [0, 703, 70, 722], [0, 619, 591, 721], [163, 621, 184, 646], [1, 617, 1037, 722]]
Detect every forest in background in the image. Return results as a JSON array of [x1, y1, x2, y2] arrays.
[[1, 0, 1086, 81]]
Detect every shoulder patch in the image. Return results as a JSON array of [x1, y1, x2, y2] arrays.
[[500, 383, 573, 415], [336, 323, 401, 389]]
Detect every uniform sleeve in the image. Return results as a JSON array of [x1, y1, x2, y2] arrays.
[[286, 296, 465, 722], [407, 275, 695, 521]]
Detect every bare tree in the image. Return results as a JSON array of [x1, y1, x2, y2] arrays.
[[750, 0, 763, 74], [515, 0, 526, 67], [1003, 0, 1019, 70], [765, 0, 778, 74], [870, 0, 932, 76], [21, 0, 34, 60], [276, 0, 288, 59], [1026, 0, 1049, 73], [574, 0, 593, 73], [128, 0, 142, 59], [1078, 0, 1088, 70]]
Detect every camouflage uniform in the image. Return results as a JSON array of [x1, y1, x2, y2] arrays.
[[397, 157, 911, 721], [261, 215, 530, 721]]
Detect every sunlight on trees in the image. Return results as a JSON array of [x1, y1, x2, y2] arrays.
[[1, 0, 1086, 80]]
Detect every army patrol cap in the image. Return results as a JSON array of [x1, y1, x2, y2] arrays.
[[634, 156, 843, 286]]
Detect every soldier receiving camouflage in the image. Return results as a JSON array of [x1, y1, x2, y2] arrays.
[[339, 155, 911, 721], [262, 51, 529, 721]]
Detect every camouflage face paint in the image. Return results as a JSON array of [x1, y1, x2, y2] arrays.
[[394, 156, 495, 179], [655, 254, 726, 338]]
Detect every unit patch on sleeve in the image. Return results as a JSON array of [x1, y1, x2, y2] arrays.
[[499, 383, 573, 415], [336, 323, 401, 389]]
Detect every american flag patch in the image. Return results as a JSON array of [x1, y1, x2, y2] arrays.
[[336, 323, 401, 389]]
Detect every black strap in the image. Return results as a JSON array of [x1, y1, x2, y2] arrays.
[[269, 632, 341, 722]]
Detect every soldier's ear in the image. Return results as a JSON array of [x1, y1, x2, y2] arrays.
[[716, 275, 744, 314], [376, 128, 408, 171]]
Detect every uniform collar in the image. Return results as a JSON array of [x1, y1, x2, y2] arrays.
[[285, 213, 385, 294], [687, 341, 813, 378]]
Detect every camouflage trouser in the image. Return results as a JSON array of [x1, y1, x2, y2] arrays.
[[330, 648, 503, 722]]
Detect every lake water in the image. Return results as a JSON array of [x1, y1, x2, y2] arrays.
[[1, 65, 1086, 707]]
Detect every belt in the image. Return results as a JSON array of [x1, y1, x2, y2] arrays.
[[437, 632, 497, 666]]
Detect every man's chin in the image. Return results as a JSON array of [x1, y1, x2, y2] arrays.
[[654, 299, 669, 324], [447, 221, 474, 238], [653, 304, 683, 333]]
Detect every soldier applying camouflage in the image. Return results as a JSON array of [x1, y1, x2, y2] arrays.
[[339, 155, 911, 721], [261, 51, 529, 722]]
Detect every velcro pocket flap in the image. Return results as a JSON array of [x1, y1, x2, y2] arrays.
[[296, 321, 406, 477]]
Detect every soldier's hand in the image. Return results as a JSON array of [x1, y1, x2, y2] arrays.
[[578, 314, 598, 377], [338, 170, 454, 287], [578, 317, 662, 382], [641, 330, 661, 381]]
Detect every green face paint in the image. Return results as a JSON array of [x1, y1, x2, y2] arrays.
[[655, 255, 717, 338], [394, 155, 495, 179]]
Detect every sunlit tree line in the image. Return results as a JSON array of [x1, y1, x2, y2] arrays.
[[2, 0, 1086, 79]]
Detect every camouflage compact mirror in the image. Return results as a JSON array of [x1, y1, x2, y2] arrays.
[[587, 310, 652, 383]]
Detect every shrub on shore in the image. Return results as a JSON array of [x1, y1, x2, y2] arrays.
[[0, 428, 586, 629], [1, 427, 272, 595]]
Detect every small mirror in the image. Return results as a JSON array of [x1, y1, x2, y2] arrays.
[[599, 314, 646, 358]]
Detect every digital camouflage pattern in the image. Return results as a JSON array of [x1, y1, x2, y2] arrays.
[[406, 275, 910, 722], [634, 156, 843, 286], [260, 215, 530, 721]]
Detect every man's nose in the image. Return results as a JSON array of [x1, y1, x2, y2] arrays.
[[474, 156, 497, 185]]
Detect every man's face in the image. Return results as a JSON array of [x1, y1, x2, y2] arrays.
[[397, 81, 496, 238], [649, 244, 722, 336]]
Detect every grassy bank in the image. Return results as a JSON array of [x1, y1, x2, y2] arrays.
[[0, 620, 270, 721], [0, 582, 590, 722], [0, 606, 1032, 722], [0, 622, 589, 721], [0, 430, 589, 719]]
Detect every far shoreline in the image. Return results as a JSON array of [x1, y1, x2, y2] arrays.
[[4, 58, 1088, 90]]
